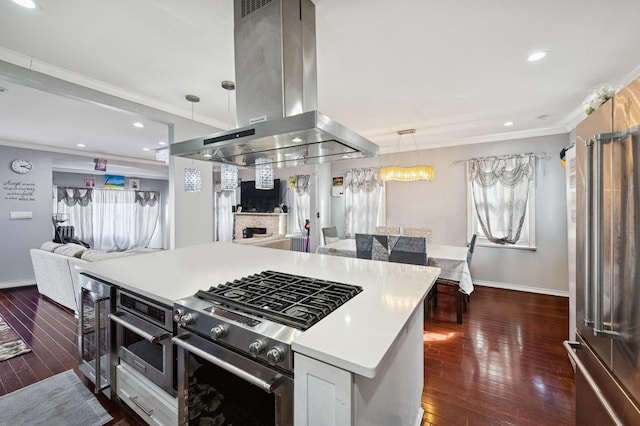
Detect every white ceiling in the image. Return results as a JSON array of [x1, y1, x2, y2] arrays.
[[1, 0, 640, 165]]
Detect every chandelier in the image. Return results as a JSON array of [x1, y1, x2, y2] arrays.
[[380, 165, 434, 182], [380, 129, 434, 182]]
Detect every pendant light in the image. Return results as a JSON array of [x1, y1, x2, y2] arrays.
[[220, 163, 238, 190], [255, 157, 274, 190], [219, 81, 239, 190], [380, 129, 434, 182]]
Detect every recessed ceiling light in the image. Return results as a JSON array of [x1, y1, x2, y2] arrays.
[[142, 148, 151, 152], [12, 0, 37, 9], [76, 143, 86, 148], [504, 121, 514, 127], [527, 51, 547, 62], [133, 122, 144, 128], [158, 141, 167, 146], [202, 153, 213, 158], [292, 137, 304, 143]]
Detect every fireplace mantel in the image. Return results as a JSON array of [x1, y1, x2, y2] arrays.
[[234, 213, 288, 239]]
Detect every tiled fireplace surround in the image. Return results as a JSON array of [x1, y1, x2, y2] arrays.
[[234, 213, 288, 239]]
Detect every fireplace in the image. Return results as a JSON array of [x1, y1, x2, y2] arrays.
[[243, 227, 267, 239]]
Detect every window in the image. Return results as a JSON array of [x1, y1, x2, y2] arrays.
[[466, 154, 537, 249]]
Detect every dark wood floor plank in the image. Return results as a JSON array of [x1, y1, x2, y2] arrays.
[[424, 286, 574, 425], [0, 286, 146, 425]]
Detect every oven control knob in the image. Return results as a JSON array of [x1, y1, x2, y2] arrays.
[[210, 325, 226, 340], [248, 340, 266, 357], [266, 347, 284, 365], [179, 313, 195, 327], [173, 309, 184, 323]]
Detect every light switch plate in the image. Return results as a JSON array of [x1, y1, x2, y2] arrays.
[[10, 211, 33, 219]]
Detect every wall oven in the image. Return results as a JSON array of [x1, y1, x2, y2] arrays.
[[172, 270, 362, 425], [110, 288, 177, 396]]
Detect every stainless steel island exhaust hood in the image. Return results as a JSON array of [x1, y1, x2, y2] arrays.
[[170, 0, 379, 167]]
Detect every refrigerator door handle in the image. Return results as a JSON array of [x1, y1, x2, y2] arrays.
[[563, 341, 625, 426], [590, 133, 626, 340], [583, 138, 594, 328], [592, 136, 605, 335]]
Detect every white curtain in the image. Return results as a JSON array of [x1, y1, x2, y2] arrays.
[[56, 187, 160, 251], [344, 168, 383, 238], [216, 190, 235, 242], [288, 175, 310, 234], [468, 154, 535, 244], [56, 187, 93, 241]]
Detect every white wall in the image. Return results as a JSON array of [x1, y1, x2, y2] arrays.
[[0, 146, 53, 287], [170, 156, 214, 248], [330, 133, 571, 295]]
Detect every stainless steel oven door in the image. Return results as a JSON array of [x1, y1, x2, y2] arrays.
[[110, 310, 175, 396], [173, 332, 293, 426]]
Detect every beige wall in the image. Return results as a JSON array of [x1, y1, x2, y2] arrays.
[[330, 133, 571, 295]]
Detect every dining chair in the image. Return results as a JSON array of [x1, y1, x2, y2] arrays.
[[321, 226, 339, 245], [388, 235, 427, 266], [432, 234, 477, 324], [375, 225, 401, 235], [402, 227, 433, 244], [355, 233, 389, 261]]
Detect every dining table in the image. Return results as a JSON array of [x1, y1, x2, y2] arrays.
[[315, 238, 474, 295]]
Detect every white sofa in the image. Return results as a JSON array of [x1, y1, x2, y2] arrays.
[[30, 242, 155, 314]]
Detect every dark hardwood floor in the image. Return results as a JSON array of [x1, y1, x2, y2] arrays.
[[0, 285, 574, 426], [424, 286, 575, 425], [0, 286, 145, 426]]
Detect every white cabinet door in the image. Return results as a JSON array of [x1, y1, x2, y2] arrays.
[[294, 353, 352, 426]]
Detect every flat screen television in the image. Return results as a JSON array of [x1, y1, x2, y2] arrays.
[[240, 179, 281, 213]]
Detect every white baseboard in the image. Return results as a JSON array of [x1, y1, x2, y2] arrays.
[[474, 280, 569, 298], [0, 279, 36, 290], [413, 408, 425, 426]]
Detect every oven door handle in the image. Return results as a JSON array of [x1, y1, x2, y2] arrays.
[[172, 333, 283, 393], [109, 312, 171, 344]]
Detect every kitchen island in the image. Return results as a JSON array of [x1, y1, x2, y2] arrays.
[[77, 242, 438, 426]]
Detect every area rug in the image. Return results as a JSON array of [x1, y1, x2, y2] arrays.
[[0, 370, 113, 426], [0, 314, 31, 362]]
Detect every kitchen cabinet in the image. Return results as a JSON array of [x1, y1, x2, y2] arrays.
[[294, 303, 425, 426], [116, 363, 178, 426]]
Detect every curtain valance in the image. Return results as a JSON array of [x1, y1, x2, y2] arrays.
[[344, 168, 382, 193], [57, 187, 160, 207], [57, 187, 93, 206]]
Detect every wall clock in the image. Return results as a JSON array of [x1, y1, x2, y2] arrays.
[[11, 159, 33, 174]]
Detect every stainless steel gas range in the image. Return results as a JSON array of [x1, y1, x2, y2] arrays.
[[172, 270, 363, 426]]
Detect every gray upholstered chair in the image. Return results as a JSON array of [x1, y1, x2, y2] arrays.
[[321, 226, 339, 245], [355, 234, 389, 261], [388, 235, 427, 266], [374, 225, 400, 235], [402, 227, 432, 244]]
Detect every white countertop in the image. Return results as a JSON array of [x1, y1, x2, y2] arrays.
[[76, 242, 439, 378]]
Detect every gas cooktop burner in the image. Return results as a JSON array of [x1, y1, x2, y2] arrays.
[[194, 270, 363, 330]]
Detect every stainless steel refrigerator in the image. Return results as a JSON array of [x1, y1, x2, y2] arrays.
[[567, 77, 640, 425]]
